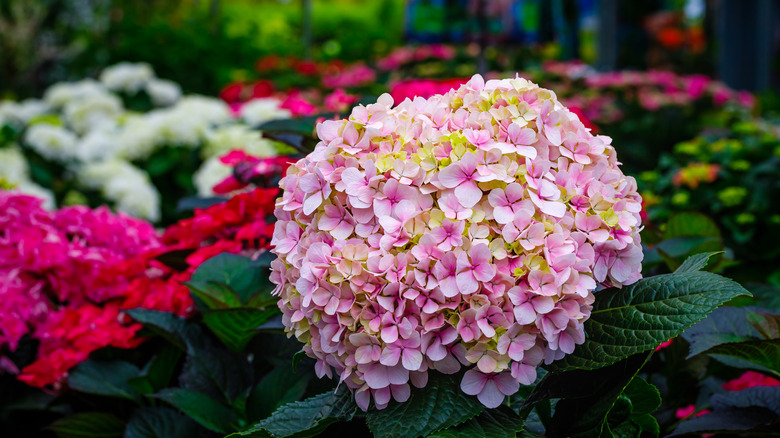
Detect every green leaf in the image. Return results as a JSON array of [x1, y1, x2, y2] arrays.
[[229, 387, 356, 438], [129, 347, 183, 395], [669, 387, 780, 436], [124, 407, 201, 438], [179, 346, 252, 405], [246, 366, 311, 422], [365, 372, 485, 438], [429, 406, 525, 438], [664, 212, 721, 240], [186, 281, 244, 310], [48, 412, 125, 438], [547, 270, 751, 372], [748, 311, 780, 340], [68, 360, 141, 401], [706, 339, 780, 378], [154, 388, 238, 434], [202, 308, 277, 352], [675, 251, 723, 273], [190, 253, 264, 302], [681, 306, 763, 358], [608, 377, 661, 437], [525, 353, 651, 438], [125, 309, 206, 353]]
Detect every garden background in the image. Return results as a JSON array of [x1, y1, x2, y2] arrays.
[[1, 1, 780, 437]]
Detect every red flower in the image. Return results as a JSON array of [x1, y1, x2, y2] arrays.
[[723, 371, 780, 391]]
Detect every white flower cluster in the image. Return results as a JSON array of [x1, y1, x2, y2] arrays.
[[0, 146, 55, 209], [78, 160, 161, 222], [0, 62, 291, 221]]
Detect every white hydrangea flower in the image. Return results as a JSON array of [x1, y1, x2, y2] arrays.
[[145, 79, 182, 107], [193, 155, 233, 197], [99, 62, 155, 94], [176, 96, 232, 125], [63, 92, 123, 135], [77, 124, 121, 162], [114, 115, 163, 161], [0, 146, 55, 209], [24, 123, 79, 162], [43, 79, 107, 109], [202, 124, 278, 159], [78, 159, 161, 221], [240, 98, 292, 127], [0, 146, 31, 184], [0, 99, 50, 125]]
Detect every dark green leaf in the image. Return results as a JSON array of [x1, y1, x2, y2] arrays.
[[186, 281, 243, 310], [228, 387, 356, 438], [179, 345, 252, 405], [190, 253, 264, 302], [366, 372, 485, 438], [706, 339, 780, 378], [525, 353, 651, 438], [675, 251, 722, 273], [670, 387, 780, 436], [547, 270, 751, 372], [124, 407, 201, 438], [125, 309, 205, 353], [48, 412, 125, 438], [428, 406, 525, 438], [202, 308, 277, 352], [608, 377, 661, 437], [129, 347, 183, 395], [663, 212, 721, 240], [748, 311, 780, 340], [681, 307, 762, 358], [154, 388, 237, 434], [68, 360, 141, 401], [246, 366, 311, 422]]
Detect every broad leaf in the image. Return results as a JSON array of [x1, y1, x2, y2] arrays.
[[429, 406, 525, 438], [608, 376, 661, 438], [154, 388, 237, 434], [365, 372, 485, 438], [48, 412, 125, 438], [664, 212, 721, 240], [179, 345, 252, 405], [186, 281, 243, 310], [681, 307, 763, 358], [129, 347, 183, 395], [176, 196, 228, 212], [525, 353, 651, 438], [125, 309, 205, 353], [228, 387, 356, 438], [707, 339, 780, 378], [124, 407, 201, 438], [246, 366, 311, 422], [202, 308, 278, 352], [68, 360, 141, 401], [190, 253, 264, 302], [547, 270, 751, 372], [675, 251, 722, 273], [670, 386, 780, 436]]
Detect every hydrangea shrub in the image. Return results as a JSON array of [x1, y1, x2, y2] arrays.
[[271, 75, 644, 409]]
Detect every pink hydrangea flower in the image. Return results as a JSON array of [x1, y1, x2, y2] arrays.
[[271, 74, 643, 410]]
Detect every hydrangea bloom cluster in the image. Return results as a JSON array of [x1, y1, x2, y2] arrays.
[[271, 75, 643, 409]]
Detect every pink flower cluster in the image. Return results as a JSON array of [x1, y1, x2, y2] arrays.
[[271, 75, 643, 410], [0, 192, 161, 385]]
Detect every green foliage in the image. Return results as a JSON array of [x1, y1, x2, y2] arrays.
[[365, 373, 486, 438], [125, 407, 200, 438], [68, 360, 142, 401], [547, 255, 751, 372], [155, 388, 238, 433], [228, 387, 357, 438], [428, 406, 525, 438], [47, 412, 125, 438], [670, 387, 780, 436]]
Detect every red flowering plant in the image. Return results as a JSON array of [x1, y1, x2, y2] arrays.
[[0, 152, 314, 437]]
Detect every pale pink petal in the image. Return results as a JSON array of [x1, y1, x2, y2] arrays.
[[460, 369, 487, 395]]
